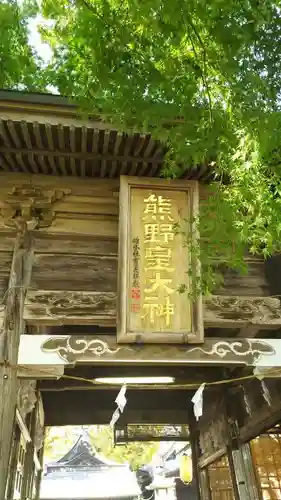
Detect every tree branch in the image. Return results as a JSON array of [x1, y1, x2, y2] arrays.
[[185, 18, 213, 123]]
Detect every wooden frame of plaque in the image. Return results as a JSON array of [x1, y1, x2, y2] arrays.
[[117, 176, 203, 344]]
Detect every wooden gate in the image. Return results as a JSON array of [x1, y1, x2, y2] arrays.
[[251, 432, 281, 499], [207, 456, 235, 500]]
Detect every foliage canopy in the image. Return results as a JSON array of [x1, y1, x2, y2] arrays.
[[3, 0, 281, 290], [0, 0, 44, 90]]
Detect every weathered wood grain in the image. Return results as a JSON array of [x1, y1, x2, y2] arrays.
[[0, 231, 33, 499], [53, 194, 118, 215], [0, 251, 13, 300], [219, 262, 270, 297], [31, 254, 117, 292], [0, 252, 13, 278], [196, 389, 228, 466], [204, 296, 281, 329], [43, 214, 118, 237], [0, 172, 119, 236], [24, 291, 116, 326], [0, 171, 119, 194], [0, 172, 272, 302], [0, 232, 16, 251], [231, 378, 281, 443], [0, 231, 118, 255], [23, 290, 281, 330], [0, 309, 3, 330], [32, 234, 118, 256]]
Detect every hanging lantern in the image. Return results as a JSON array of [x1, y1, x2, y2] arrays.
[[179, 454, 193, 484]]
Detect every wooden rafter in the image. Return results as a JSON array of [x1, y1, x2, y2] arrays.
[[0, 146, 163, 166]]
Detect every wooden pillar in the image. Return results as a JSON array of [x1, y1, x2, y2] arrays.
[[21, 406, 37, 500], [188, 404, 210, 500], [227, 413, 260, 499], [34, 441, 45, 500], [197, 468, 211, 500], [0, 229, 33, 499], [4, 424, 21, 500]]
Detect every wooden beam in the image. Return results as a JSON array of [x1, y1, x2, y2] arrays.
[[0, 146, 163, 166], [30, 255, 117, 294], [236, 325, 261, 338], [24, 290, 116, 326], [18, 335, 281, 372], [0, 230, 33, 499], [0, 110, 116, 130], [38, 364, 221, 390], [44, 408, 190, 426], [23, 291, 281, 331], [42, 390, 190, 426], [0, 170, 119, 191], [31, 233, 118, 255], [230, 377, 281, 443], [204, 296, 281, 329]]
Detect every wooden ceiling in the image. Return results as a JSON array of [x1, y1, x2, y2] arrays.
[[0, 90, 211, 180]]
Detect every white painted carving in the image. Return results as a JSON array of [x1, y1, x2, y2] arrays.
[[17, 380, 37, 419], [42, 336, 132, 363], [188, 339, 276, 364]]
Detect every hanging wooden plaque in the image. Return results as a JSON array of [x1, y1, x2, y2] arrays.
[[114, 424, 190, 443], [117, 176, 203, 344]]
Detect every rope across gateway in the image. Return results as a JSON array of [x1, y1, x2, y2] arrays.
[[2, 361, 281, 389]]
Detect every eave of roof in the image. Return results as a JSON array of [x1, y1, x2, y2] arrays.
[[0, 89, 74, 108], [0, 89, 211, 180]]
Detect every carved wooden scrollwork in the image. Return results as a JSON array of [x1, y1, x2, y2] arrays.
[[42, 336, 130, 364], [0, 184, 71, 229], [205, 296, 281, 322], [17, 380, 37, 420], [26, 291, 116, 318]]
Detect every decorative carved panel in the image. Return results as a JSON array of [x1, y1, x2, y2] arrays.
[[204, 296, 281, 327], [17, 380, 37, 420], [23, 291, 281, 330], [24, 290, 116, 325], [18, 334, 280, 368], [0, 184, 70, 229]]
